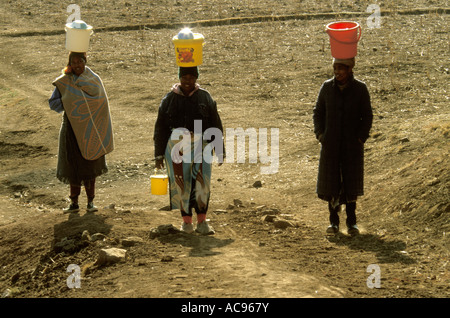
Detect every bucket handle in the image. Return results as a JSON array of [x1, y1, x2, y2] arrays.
[[152, 168, 168, 176], [64, 27, 94, 36], [326, 24, 362, 44]]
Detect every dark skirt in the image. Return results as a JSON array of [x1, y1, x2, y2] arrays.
[[56, 113, 108, 185]]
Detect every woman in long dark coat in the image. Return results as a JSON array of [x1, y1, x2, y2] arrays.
[[313, 57, 373, 235]]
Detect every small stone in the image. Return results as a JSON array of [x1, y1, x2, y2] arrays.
[[149, 224, 180, 239], [149, 228, 160, 239], [161, 255, 174, 262], [252, 180, 263, 188], [262, 215, 277, 222], [280, 213, 295, 220], [273, 219, 295, 229], [400, 137, 410, 143], [157, 224, 179, 235], [122, 236, 143, 247], [11, 272, 20, 284], [95, 248, 127, 266], [90, 233, 107, 242], [260, 208, 280, 215], [81, 230, 90, 241], [2, 287, 21, 298]]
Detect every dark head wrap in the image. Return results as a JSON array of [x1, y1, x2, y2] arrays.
[[178, 66, 199, 78], [332, 57, 355, 68]]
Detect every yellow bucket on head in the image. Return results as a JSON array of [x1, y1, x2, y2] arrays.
[[151, 174, 168, 195], [172, 32, 205, 67]]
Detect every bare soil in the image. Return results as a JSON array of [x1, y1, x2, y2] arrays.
[[0, 0, 448, 302]]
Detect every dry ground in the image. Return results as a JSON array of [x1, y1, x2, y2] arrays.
[[0, 0, 448, 305]]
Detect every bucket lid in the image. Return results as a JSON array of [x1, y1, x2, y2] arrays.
[[151, 174, 168, 179], [65, 20, 93, 30], [173, 30, 204, 42], [177, 28, 194, 39]]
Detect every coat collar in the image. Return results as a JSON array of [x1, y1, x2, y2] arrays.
[[332, 73, 355, 90], [172, 83, 200, 97]]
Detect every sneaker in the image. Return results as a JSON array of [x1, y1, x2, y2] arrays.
[[326, 224, 339, 234], [195, 221, 215, 235], [63, 203, 80, 213], [347, 224, 360, 236], [86, 202, 98, 212], [180, 222, 194, 234]]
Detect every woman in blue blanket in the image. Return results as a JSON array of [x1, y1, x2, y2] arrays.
[[154, 66, 224, 235], [49, 51, 113, 214]]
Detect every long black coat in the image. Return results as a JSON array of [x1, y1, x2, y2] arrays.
[[313, 75, 373, 201]]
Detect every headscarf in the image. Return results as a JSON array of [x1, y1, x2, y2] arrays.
[[178, 66, 199, 78], [332, 57, 355, 68]]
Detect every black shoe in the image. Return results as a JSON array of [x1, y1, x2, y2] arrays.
[[347, 224, 360, 236], [326, 224, 339, 234], [63, 203, 80, 213], [86, 201, 98, 212]]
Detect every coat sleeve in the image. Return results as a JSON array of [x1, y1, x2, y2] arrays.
[[153, 93, 172, 159], [313, 83, 326, 140], [48, 87, 64, 113], [210, 100, 223, 135], [357, 83, 373, 143], [207, 95, 226, 160]]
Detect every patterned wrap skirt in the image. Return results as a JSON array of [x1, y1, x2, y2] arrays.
[[164, 130, 212, 213]]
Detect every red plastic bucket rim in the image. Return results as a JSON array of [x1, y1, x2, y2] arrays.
[[326, 21, 360, 31], [326, 21, 362, 44]]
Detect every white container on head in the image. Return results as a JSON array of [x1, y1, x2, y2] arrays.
[[65, 20, 93, 52]]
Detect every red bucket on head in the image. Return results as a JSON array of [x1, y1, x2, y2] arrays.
[[326, 21, 362, 59]]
